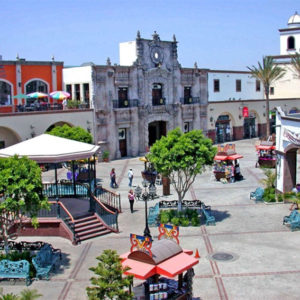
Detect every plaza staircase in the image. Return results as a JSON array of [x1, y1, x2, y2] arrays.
[[73, 213, 112, 242]]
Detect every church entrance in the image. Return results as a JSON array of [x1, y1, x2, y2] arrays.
[[148, 121, 167, 147]]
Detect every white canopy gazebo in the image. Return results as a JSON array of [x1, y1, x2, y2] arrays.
[[0, 134, 101, 198], [0, 134, 100, 163]]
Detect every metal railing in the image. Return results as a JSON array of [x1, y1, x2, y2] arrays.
[[112, 99, 139, 109], [94, 186, 121, 212], [42, 182, 89, 198], [36, 201, 75, 241], [92, 195, 119, 232], [180, 97, 200, 105]]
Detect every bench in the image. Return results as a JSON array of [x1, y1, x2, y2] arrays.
[[201, 208, 215, 226], [32, 244, 61, 280], [148, 203, 160, 226], [283, 210, 299, 225], [290, 214, 300, 231], [0, 259, 30, 286], [250, 187, 264, 202]]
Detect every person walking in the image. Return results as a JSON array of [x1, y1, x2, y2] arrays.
[[128, 168, 134, 187], [128, 189, 135, 213], [110, 168, 117, 188]]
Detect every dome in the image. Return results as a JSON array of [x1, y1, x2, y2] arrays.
[[288, 12, 300, 27]]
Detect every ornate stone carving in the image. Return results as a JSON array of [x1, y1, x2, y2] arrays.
[[181, 73, 194, 85], [115, 110, 131, 124], [96, 74, 106, 83], [115, 72, 129, 85]]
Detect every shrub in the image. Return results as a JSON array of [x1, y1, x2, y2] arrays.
[[277, 193, 283, 202], [180, 218, 190, 227], [159, 211, 170, 224], [191, 216, 200, 226], [171, 217, 180, 226], [263, 187, 276, 202]]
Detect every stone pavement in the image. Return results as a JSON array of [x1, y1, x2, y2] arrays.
[[2, 138, 300, 300]]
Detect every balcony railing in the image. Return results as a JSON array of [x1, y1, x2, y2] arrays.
[[152, 97, 166, 106], [0, 102, 90, 114], [112, 99, 139, 109], [180, 97, 200, 104]]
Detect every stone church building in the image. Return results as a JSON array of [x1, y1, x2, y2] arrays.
[[65, 31, 208, 159]]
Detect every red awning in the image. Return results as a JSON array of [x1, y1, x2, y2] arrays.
[[256, 145, 276, 151], [122, 258, 156, 280], [214, 155, 228, 161], [227, 154, 243, 160], [156, 252, 199, 278]]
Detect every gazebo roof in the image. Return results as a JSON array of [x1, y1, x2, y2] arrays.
[[0, 134, 100, 163]]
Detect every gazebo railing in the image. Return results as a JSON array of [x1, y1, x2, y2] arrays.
[[91, 195, 119, 232], [94, 186, 121, 212], [36, 201, 75, 241], [42, 182, 89, 198]]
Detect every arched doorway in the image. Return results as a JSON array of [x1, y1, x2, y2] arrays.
[[215, 115, 231, 143], [0, 127, 21, 148], [243, 114, 256, 139], [148, 121, 167, 147]]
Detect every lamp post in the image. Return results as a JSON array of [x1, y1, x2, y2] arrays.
[[134, 180, 156, 239]]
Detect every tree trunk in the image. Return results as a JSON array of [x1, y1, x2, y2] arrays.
[[162, 176, 170, 196], [265, 87, 270, 138]]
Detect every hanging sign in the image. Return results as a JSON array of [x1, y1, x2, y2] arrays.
[[242, 107, 249, 118]]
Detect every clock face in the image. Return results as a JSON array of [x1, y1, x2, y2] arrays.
[[150, 47, 163, 64]]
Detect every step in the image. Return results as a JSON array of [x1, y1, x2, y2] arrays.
[[77, 230, 111, 242], [75, 223, 105, 233], [75, 226, 108, 238], [73, 215, 96, 224], [74, 219, 99, 229]]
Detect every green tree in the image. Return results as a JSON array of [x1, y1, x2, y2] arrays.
[[147, 128, 217, 211], [86, 249, 133, 300], [247, 56, 286, 137], [47, 124, 93, 144], [291, 52, 300, 78], [0, 155, 49, 253]]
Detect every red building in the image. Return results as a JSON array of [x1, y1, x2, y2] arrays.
[[0, 57, 63, 113]]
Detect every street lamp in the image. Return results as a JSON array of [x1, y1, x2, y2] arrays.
[[134, 180, 156, 239]]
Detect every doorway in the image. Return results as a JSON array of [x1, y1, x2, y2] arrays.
[[243, 117, 256, 139], [118, 128, 127, 157], [216, 115, 231, 143], [148, 121, 167, 147]]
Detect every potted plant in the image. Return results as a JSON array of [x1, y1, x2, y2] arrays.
[[102, 150, 110, 162]]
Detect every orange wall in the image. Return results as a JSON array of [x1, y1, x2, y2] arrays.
[[22, 65, 53, 92], [0, 65, 16, 94], [56, 65, 63, 91]]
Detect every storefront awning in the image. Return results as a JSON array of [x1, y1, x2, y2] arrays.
[[256, 145, 276, 151], [156, 252, 199, 278], [227, 154, 243, 160], [122, 259, 156, 280], [214, 155, 228, 161]]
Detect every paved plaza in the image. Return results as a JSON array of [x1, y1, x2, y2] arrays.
[[1, 138, 300, 300]]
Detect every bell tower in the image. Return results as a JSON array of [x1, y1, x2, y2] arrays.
[[279, 12, 300, 55]]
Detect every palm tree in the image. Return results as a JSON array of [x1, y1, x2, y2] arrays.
[[247, 56, 286, 137], [291, 52, 300, 78]]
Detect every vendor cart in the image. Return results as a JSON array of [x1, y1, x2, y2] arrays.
[[121, 224, 199, 300], [255, 141, 276, 168], [213, 144, 243, 182]]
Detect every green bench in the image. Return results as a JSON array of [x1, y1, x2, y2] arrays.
[[32, 244, 61, 280], [148, 203, 160, 226], [201, 207, 215, 226], [0, 259, 30, 286]]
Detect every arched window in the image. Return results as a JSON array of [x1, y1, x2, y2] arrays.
[[0, 80, 12, 106], [25, 80, 48, 94], [287, 36, 295, 50]]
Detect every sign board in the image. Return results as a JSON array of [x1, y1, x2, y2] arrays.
[[242, 107, 249, 118]]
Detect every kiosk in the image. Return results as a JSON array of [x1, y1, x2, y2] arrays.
[[255, 141, 276, 168], [213, 144, 243, 182], [121, 224, 199, 300]]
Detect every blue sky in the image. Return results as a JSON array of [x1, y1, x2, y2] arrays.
[[1, 0, 298, 70]]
